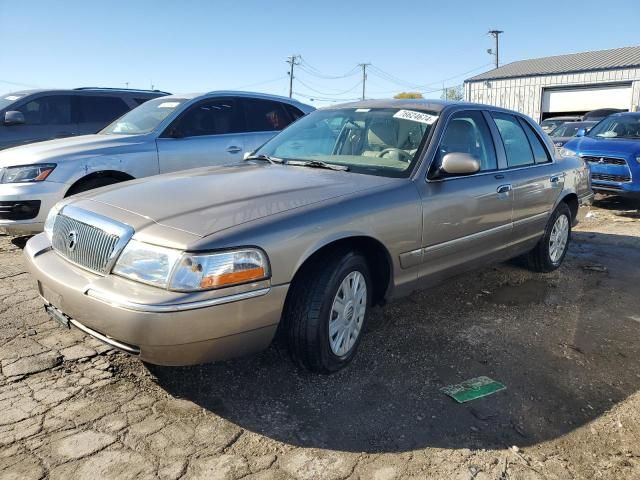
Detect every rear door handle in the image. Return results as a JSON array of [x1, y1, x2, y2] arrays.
[[497, 184, 512, 195], [550, 174, 565, 184], [226, 146, 242, 154]]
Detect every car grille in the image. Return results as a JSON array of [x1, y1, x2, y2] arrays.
[[591, 173, 631, 183], [51, 206, 133, 274], [582, 155, 628, 166]]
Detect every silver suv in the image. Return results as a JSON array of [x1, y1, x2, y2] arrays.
[[0, 87, 168, 150], [0, 91, 313, 234]]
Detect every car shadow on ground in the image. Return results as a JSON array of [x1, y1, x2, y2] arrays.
[[149, 230, 640, 454], [593, 194, 640, 215]]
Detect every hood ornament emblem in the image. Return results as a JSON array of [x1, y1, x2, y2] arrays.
[[67, 231, 78, 252]]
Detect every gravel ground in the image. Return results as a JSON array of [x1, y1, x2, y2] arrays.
[[1, 196, 639, 480]]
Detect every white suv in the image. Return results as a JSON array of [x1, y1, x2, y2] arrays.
[[0, 91, 313, 234]]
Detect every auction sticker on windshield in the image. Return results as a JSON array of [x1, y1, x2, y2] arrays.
[[393, 109, 438, 125], [158, 102, 180, 108]]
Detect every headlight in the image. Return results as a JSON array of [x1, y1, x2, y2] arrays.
[[43, 203, 62, 241], [0, 163, 56, 183], [113, 240, 183, 289], [169, 248, 269, 291], [559, 147, 577, 157], [113, 242, 270, 291], [636, 155, 640, 165]]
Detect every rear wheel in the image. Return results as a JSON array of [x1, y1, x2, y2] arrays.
[[527, 202, 571, 272], [282, 250, 371, 373]]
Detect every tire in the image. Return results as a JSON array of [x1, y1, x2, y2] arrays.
[[527, 202, 572, 273], [66, 176, 122, 197], [282, 249, 372, 373]]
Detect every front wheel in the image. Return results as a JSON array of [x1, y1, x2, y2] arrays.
[[282, 250, 372, 373], [527, 202, 571, 272]]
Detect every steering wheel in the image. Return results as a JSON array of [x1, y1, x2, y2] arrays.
[[376, 147, 413, 162]]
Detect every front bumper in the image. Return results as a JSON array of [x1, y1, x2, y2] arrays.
[[24, 233, 288, 365], [0, 181, 65, 234]]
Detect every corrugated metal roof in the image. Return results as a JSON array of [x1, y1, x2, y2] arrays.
[[466, 45, 640, 82]]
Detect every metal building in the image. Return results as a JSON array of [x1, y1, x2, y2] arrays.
[[464, 46, 640, 122]]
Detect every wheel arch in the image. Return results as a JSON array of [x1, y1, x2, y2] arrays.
[[288, 234, 394, 307], [557, 191, 579, 224], [64, 170, 135, 197]]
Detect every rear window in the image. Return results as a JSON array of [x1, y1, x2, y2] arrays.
[[79, 96, 130, 123], [242, 99, 294, 132], [491, 112, 535, 167]]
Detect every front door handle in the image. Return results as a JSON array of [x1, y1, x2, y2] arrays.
[[226, 146, 242, 154], [497, 184, 512, 195]]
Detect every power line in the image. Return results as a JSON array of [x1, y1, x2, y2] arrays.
[[0, 79, 40, 89], [231, 75, 288, 90], [295, 77, 362, 96], [298, 57, 360, 79]]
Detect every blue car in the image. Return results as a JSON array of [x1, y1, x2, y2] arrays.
[[562, 112, 640, 198]]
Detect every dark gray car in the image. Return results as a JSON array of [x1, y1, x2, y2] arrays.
[[0, 87, 168, 150], [25, 99, 593, 373]]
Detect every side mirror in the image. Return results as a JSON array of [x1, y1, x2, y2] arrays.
[[440, 152, 481, 176], [575, 128, 586, 137], [4, 111, 25, 126]]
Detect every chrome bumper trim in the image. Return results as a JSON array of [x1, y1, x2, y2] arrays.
[[85, 287, 271, 313], [69, 317, 140, 355]]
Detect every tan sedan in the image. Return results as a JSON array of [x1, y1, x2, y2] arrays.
[[24, 99, 593, 373]]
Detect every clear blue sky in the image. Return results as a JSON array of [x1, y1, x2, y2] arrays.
[[1, 0, 638, 106]]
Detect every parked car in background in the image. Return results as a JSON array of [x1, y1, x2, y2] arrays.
[[562, 112, 640, 198], [540, 115, 581, 133], [582, 108, 625, 122], [0, 91, 313, 234], [24, 99, 592, 373], [0, 88, 168, 150], [550, 121, 598, 149]]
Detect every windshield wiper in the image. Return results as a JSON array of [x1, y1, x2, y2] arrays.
[[285, 160, 349, 171], [244, 154, 284, 164]]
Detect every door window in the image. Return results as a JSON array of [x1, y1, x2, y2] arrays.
[[435, 110, 497, 173], [491, 113, 535, 167], [242, 99, 294, 132], [519, 119, 551, 164], [78, 96, 130, 123], [169, 99, 242, 137], [16, 95, 73, 125]]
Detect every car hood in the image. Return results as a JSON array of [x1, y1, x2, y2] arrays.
[[74, 163, 397, 238], [565, 136, 640, 156], [0, 134, 151, 166]]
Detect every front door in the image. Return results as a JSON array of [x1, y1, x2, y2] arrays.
[[418, 109, 514, 281], [156, 98, 246, 173], [2, 94, 78, 148]]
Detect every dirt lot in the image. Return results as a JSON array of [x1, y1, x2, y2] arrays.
[[1, 196, 640, 480]]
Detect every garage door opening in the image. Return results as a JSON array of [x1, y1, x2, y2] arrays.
[[541, 83, 631, 120]]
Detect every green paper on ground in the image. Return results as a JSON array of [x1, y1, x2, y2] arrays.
[[441, 376, 506, 403]]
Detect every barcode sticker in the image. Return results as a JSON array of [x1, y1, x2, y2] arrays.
[[393, 109, 438, 125], [158, 101, 180, 108]]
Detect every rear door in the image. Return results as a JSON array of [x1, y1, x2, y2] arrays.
[[489, 112, 561, 246], [238, 98, 299, 152], [5, 94, 78, 147], [76, 95, 131, 134], [418, 109, 514, 280], [156, 98, 246, 173]]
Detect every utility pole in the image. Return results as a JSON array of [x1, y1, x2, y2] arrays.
[[124, 81, 129, 89], [487, 30, 504, 69], [358, 63, 371, 100], [286, 55, 301, 98]]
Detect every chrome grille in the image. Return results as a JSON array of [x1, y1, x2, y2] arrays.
[[51, 206, 133, 275], [592, 173, 631, 183]]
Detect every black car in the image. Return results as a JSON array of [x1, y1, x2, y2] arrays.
[[0, 87, 169, 150]]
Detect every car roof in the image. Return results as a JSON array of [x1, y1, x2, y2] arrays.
[[2, 88, 167, 96], [609, 111, 640, 118], [162, 91, 314, 110], [543, 116, 581, 121], [321, 98, 458, 113]]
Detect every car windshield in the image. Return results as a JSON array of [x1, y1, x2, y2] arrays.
[[0, 92, 27, 111], [588, 115, 640, 139], [550, 122, 594, 137], [100, 97, 187, 135], [255, 107, 437, 177]]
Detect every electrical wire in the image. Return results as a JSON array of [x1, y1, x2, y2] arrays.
[[231, 75, 288, 90], [298, 56, 360, 79], [295, 77, 362, 96]]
